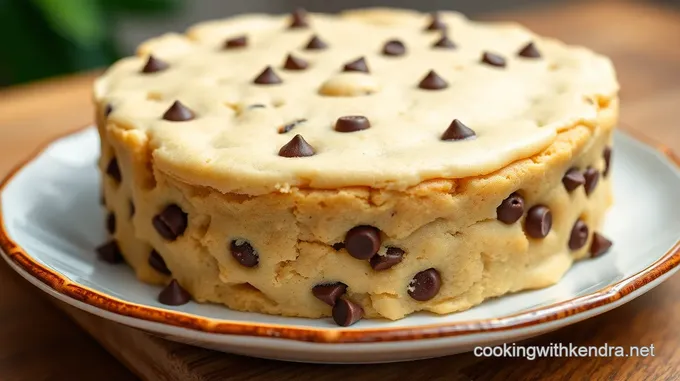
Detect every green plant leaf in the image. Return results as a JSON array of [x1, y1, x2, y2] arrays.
[[101, 0, 182, 13], [29, 0, 106, 47]]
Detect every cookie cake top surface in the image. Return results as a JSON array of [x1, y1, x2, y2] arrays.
[[95, 8, 618, 194]]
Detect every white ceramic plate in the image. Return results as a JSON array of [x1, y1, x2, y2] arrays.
[[1, 127, 679, 363]]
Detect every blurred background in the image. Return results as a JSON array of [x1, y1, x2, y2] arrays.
[[1, 0, 679, 87]]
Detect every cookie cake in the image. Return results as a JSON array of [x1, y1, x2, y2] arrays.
[[94, 8, 617, 326]]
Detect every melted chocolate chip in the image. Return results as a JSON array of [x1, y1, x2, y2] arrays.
[[141, 55, 169, 73], [253, 66, 283, 85], [149, 250, 171, 275], [343, 57, 369, 73], [96, 240, 124, 264], [568, 219, 589, 250], [106, 212, 116, 235], [289, 8, 309, 28], [590, 232, 613, 257], [418, 70, 448, 90], [408, 268, 441, 301], [332, 242, 345, 251], [230, 239, 259, 267], [278, 134, 315, 157], [433, 35, 456, 49], [518, 42, 541, 58], [370, 247, 404, 271], [106, 158, 121, 183], [525, 205, 552, 238], [481, 52, 507, 67], [344, 226, 381, 260], [162, 101, 195, 121], [278, 118, 307, 134], [305, 35, 328, 50], [283, 54, 309, 70], [383, 40, 406, 56], [312, 282, 347, 306], [104, 104, 113, 117], [583, 167, 600, 196], [335, 116, 371, 133], [563, 168, 586, 192], [603, 147, 612, 177], [224, 35, 247, 49], [425, 13, 447, 31], [441, 119, 476, 141], [158, 279, 191, 306], [332, 298, 364, 327], [496, 192, 525, 224], [152, 204, 188, 241]]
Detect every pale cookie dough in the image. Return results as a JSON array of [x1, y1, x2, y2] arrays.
[[95, 8, 618, 324]]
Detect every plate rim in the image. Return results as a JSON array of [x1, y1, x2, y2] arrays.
[[1, 125, 679, 344]]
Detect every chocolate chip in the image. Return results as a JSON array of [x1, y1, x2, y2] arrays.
[[305, 35, 328, 50], [332, 242, 345, 251], [224, 35, 247, 49], [569, 219, 589, 250], [332, 298, 364, 327], [149, 250, 171, 275], [408, 268, 441, 301], [343, 57, 369, 73], [278, 134, 315, 157], [162, 101, 195, 121], [253, 66, 283, 85], [312, 282, 347, 306], [158, 279, 191, 306], [289, 8, 309, 28], [96, 240, 124, 264], [496, 192, 525, 224], [152, 204, 188, 241], [518, 42, 541, 58], [344, 226, 381, 260], [335, 116, 370, 133], [141, 55, 169, 73], [583, 167, 600, 195], [105, 104, 113, 117], [283, 54, 309, 70], [106, 157, 121, 183], [370, 247, 404, 271], [418, 70, 448, 90], [441, 119, 476, 141], [603, 147, 612, 177], [383, 39, 406, 56], [590, 232, 613, 257], [433, 35, 456, 49], [106, 212, 116, 235], [425, 13, 447, 31], [230, 239, 259, 267], [481, 52, 506, 67], [563, 168, 585, 192], [278, 118, 307, 134], [129, 200, 135, 217], [525, 205, 552, 238]]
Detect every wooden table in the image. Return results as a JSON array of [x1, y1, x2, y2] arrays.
[[1, 1, 679, 380]]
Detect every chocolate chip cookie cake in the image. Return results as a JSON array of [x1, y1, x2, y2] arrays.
[[94, 8, 617, 326]]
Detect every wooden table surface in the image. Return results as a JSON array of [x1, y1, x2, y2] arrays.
[[1, 1, 680, 380]]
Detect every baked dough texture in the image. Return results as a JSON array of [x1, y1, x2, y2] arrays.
[[94, 8, 618, 321]]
